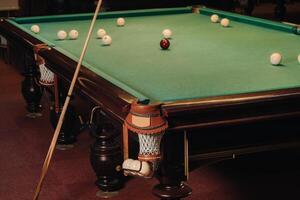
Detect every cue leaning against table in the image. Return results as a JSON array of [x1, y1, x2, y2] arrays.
[[32, 0, 103, 199]]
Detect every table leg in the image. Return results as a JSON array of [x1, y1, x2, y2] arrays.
[[153, 132, 192, 200], [21, 54, 43, 118], [275, 0, 286, 20], [90, 110, 123, 197], [49, 78, 80, 148], [49, 105, 79, 148]]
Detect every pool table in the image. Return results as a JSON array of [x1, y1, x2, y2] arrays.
[[1, 6, 300, 199]]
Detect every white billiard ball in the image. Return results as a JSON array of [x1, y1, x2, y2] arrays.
[[31, 25, 40, 33], [131, 160, 142, 176], [221, 18, 230, 27], [117, 18, 125, 26], [122, 159, 134, 170], [270, 52, 282, 65], [68, 29, 79, 40], [162, 29, 172, 39], [97, 28, 106, 38], [57, 30, 67, 40], [139, 161, 151, 177], [298, 54, 300, 64], [102, 35, 112, 46], [211, 14, 219, 23]]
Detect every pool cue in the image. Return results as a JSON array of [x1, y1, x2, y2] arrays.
[[33, 0, 103, 199], [282, 21, 300, 28], [184, 130, 189, 180], [123, 124, 129, 160]]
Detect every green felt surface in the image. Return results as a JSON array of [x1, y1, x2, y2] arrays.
[[10, 7, 300, 103]]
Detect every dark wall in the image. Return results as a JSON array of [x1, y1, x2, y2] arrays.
[[0, 0, 240, 17], [0, 0, 95, 17], [1, 0, 209, 16], [46, 0, 95, 14], [103, 0, 202, 11]]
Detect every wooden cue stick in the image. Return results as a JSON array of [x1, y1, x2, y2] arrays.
[[282, 21, 300, 28], [123, 124, 129, 160], [184, 130, 189, 180], [33, 1, 103, 199]]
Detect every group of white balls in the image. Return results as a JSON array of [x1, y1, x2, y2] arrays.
[[96, 28, 112, 45], [57, 29, 79, 40], [210, 14, 230, 27], [95, 17, 125, 45], [31, 24, 80, 40], [31, 17, 173, 47], [270, 52, 300, 66], [208, 15, 300, 66], [31, 16, 300, 65], [30, 17, 126, 46]]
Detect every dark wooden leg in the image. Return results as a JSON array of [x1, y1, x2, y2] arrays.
[[21, 54, 43, 118], [90, 110, 123, 197], [49, 105, 79, 146], [49, 78, 80, 148], [275, 0, 286, 20], [153, 132, 192, 200]]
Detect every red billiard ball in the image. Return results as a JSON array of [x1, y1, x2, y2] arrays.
[[160, 38, 170, 50]]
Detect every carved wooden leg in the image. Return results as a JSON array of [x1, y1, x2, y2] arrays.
[[153, 132, 192, 200], [49, 78, 79, 148], [90, 114, 123, 197], [49, 104, 78, 146], [21, 63, 43, 118]]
